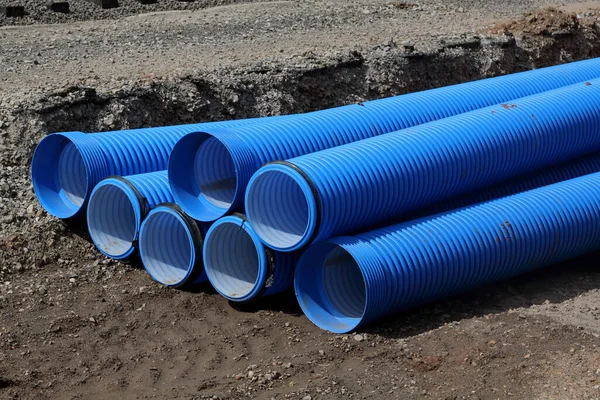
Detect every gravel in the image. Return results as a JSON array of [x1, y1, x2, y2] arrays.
[[3, 1, 600, 399]]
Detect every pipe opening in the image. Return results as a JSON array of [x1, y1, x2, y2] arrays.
[[204, 220, 261, 300], [246, 166, 316, 251], [169, 132, 237, 222], [295, 242, 366, 333], [32, 135, 88, 218], [321, 247, 366, 320], [195, 138, 237, 209], [140, 209, 194, 286], [87, 181, 139, 259]]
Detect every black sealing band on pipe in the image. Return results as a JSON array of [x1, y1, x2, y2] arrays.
[[107, 175, 150, 220], [267, 160, 322, 250], [232, 212, 275, 300], [107, 176, 150, 252], [160, 202, 206, 289]]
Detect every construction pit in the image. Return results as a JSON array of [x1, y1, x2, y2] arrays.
[[3, 1, 600, 399]]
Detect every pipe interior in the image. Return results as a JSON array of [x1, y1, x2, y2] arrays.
[[88, 183, 137, 257], [321, 247, 367, 320], [32, 136, 87, 217], [205, 222, 260, 299], [58, 142, 87, 207], [195, 137, 237, 209], [141, 211, 193, 286], [296, 243, 366, 332], [246, 169, 310, 249]]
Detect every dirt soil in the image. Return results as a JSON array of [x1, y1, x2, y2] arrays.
[[3, 1, 600, 399]]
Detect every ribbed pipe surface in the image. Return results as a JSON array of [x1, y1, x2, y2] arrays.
[[169, 57, 600, 222], [295, 172, 600, 333], [415, 152, 600, 218], [32, 116, 282, 219], [87, 171, 173, 260], [139, 203, 210, 287], [203, 214, 300, 302], [246, 80, 600, 252]]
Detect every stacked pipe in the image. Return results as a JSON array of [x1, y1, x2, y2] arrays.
[[28, 57, 600, 332]]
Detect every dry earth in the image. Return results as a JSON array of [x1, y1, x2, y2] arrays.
[[3, 1, 600, 399]]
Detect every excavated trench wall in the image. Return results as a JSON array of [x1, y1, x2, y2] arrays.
[[3, 25, 600, 167]]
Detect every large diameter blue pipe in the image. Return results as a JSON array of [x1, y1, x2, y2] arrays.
[[31, 116, 283, 220], [414, 152, 600, 218], [87, 171, 173, 260], [295, 171, 600, 333], [169, 57, 600, 222], [207, 153, 600, 303], [139, 203, 211, 287], [245, 80, 600, 252], [203, 214, 300, 302]]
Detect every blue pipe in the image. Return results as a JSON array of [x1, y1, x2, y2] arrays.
[[31, 116, 284, 220], [414, 152, 600, 218], [87, 170, 173, 260], [294, 171, 600, 333], [169, 57, 600, 222], [203, 214, 300, 302], [139, 203, 210, 287], [201, 153, 600, 302], [245, 79, 600, 252]]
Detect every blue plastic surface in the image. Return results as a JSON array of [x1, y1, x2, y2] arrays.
[[169, 57, 600, 222], [295, 172, 600, 333], [246, 80, 600, 251], [139, 204, 210, 287], [32, 116, 283, 219], [203, 214, 300, 302], [87, 171, 173, 260]]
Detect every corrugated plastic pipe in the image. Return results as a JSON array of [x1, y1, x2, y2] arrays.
[[87, 170, 173, 260], [294, 171, 600, 333], [245, 80, 600, 252], [203, 214, 300, 302], [204, 152, 600, 301], [139, 203, 211, 287], [168, 57, 600, 222], [31, 116, 284, 220], [414, 152, 600, 218]]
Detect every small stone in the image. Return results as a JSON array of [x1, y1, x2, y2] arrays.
[[318, 350, 325, 356], [458, 7, 464, 12], [303, 396, 312, 400], [247, 371, 254, 379], [37, 286, 47, 295], [284, 362, 293, 369], [354, 334, 364, 342], [26, 204, 35, 215], [402, 40, 415, 51]]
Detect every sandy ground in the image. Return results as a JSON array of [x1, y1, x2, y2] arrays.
[[3, 1, 600, 399]]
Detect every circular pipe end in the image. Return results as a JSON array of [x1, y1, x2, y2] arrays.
[[169, 131, 238, 222], [87, 178, 143, 260], [204, 215, 270, 302], [139, 204, 205, 287], [294, 241, 367, 333], [31, 132, 105, 219], [246, 163, 318, 252]]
